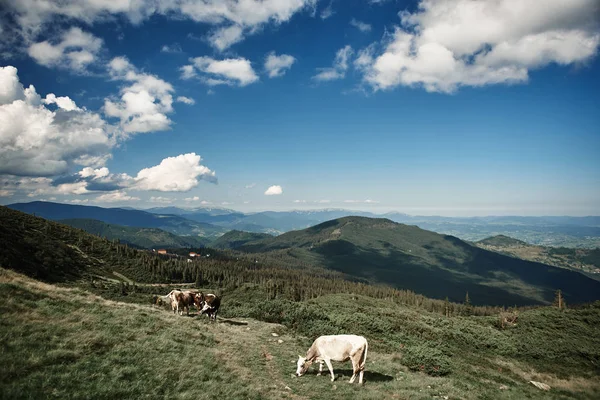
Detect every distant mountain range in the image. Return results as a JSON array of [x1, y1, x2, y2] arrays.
[[3, 203, 600, 307], [8, 201, 228, 238], [235, 216, 600, 306], [7, 201, 600, 247]]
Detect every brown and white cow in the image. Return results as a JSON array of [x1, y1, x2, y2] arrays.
[[296, 335, 368, 384], [194, 292, 220, 321], [158, 290, 197, 316]]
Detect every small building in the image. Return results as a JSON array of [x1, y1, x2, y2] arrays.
[[189, 252, 197, 257], [157, 249, 167, 255], [187, 259, 193, 263]]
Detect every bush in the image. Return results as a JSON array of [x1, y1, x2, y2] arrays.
[[401, 342, 452, 376]]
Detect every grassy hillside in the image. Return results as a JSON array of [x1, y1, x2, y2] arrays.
[[2, 268, 599, 399], [8, 201, 227, 237], [59, 218, 210, 249], [238, 217, 600, 306], [210, 230, 273, 249]]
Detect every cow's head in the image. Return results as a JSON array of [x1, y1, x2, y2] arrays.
[[296, 356, 312, 377], [194, 292, 205, 308]]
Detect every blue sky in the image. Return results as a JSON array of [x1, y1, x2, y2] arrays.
[[0, 0, 599, 216]]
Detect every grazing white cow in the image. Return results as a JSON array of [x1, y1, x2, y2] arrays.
[[296, 335, 368, 384]]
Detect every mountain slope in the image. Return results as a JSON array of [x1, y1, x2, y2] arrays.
[[239, 216, 600, 306], [59, 218, 210, 249], [210, 230, 273, 249], [476, 235, 529, 247], [8, 201, 227, 237]]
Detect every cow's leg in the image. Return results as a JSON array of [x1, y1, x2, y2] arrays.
[[349, 357, 358, 384], [324, 358, 335, 382], [317, 361, 324, 376]]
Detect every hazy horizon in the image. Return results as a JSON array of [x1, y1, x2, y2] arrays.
[[5, 199, 600, 218]]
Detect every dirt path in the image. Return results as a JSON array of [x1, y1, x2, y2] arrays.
[[201, 317, 306, 399]]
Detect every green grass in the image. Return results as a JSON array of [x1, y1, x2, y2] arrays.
[[0, 268, 261, 400], [2, 268, 599, 399]]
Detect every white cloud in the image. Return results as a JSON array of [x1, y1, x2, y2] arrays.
[[313, 45, 353, 81], [43, 93, 79, 111], [0, 65, 116, 177], [320, 2, 335, 20], [134, 153, 217, 192], [265, 185, 283, 195], [185, 196, 201, 202], [149, 196, 174, 203], [265, 52, 296, 78], [208, 25, 244, 51], [78, 167, 109, 179], [96, 190, 140, 203], [176, 96, 195, 105], [315, 199, 330, 203], [27, 27, 103, 72], [187, 56, 259, 86], [360, 0, 600, 93], [104, 56, 175, 133], [161, 43, 182, 53], [293, 199, 306, 203], [4, 0, 317, 50], [180, 65, 197, 80], [350, 19, 371, 33], [344, 199, 380, 204], [245, 183, 256, 189]]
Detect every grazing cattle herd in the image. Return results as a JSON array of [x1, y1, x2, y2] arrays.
[[155, 289, 369, 384], [155, 289, 221, 320]]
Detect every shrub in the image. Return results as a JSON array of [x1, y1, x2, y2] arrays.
[[401, 342, 452, 376]]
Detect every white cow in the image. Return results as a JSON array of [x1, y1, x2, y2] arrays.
[[296, 335, 368, 384]]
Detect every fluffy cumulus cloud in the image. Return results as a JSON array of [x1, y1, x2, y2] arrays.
[[27, 27, 103, 71], [359, 0, 600, 93], [134, 153, 217, 192], [265, 52, 296, 78], [264, 185, 283, 195], [2, 0, 317, 51], [183, 56, 259, 86], [104, 56, 175, 133], [313, 45, 354, 81], [0, 65, 116, 177]]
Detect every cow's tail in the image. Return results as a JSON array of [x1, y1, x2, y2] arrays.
[[360, 340, 368, 371]]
